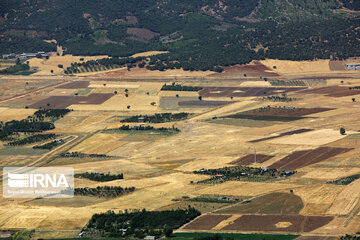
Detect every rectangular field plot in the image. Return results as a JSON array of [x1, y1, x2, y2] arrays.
[[29, 93, 113, 109], [178, 100, 234, 108], [199, 87, 305, 98], [299, 86, 360, 97], [230, 154, 274, 165], [56, 81, 90, 89], [183, 214, 232, 230], [221, 215, 334, 233], [248, 129, 313, 143], [269, 147, 353, 170]]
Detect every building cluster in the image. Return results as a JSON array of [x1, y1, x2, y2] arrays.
[[2, 52, 49, 60]]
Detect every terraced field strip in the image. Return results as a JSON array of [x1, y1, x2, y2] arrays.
[[248, 129, 313, 143], [269, 147, 353, 171], [199, 87, 306, 98], [300, 86, 360, 97]]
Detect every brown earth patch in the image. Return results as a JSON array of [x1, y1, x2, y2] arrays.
[[29, 93, 113, 109], [248, 129, 313, 143], [199, 87, 305, 98], [230, 154, 274, 165], [127, 28, 159, 42], [217, 192, 304, 215], [300, 86, 360, 97], [329, 60, 346, 71], [56, 81, 90, 89], [269, 147, 353, 171], [210, 61, 279, 77], [221, 214, 334, 233], [237, 108, 333, 118], [183, 214, 232, 230]]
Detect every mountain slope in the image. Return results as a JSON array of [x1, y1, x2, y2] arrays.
[[0, 0, 359, 71]]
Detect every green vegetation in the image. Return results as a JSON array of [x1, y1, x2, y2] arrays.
[[121, 112, 189, 123], [166, 232, 299, 240], [85, 207, 200, 238], [0, 109, 70, 140], [7, 133, 56, 146], [0, 63, 29, 75], [1, 0, 359, 71], [60, 152, 109, 158], [33, 139, 64, 150], [75, 172, 124, 182], [161, 83, 203, 91], [74, 186, 135, 198], [188, 196, 239, 204], [328, 174, 360, 185], [64, 56, 144, 74], [193, 166, 295, 184], [341, 235, 360, 240]]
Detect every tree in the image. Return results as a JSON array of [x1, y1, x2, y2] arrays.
[[125, 94, 129, 97], [58, 64, 63, 68], [198, 96, 202, 101], [164, 227, 173, 237], [127, 105, 131, 109], [352, 98, 356, 102], [50, 69, 54, 73], [340, 127, 346, 135], [114, 91, 118, 95], [16, 58, 21, 65]]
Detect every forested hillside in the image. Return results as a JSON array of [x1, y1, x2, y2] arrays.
[[1, 0, 359, 70]]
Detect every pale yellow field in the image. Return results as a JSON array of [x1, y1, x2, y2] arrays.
[[28, 54, 108, 75], [69, 133, 127, 154], [301, 168, 360, 180], [327, 180, 360, 215], [0, 107, 36, 121], [268, 129, 348, 146]]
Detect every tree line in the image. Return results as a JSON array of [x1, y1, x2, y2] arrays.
[[74, 186, 136, 198], [75, 172, 124, 182], [121, 112, 189, 123]]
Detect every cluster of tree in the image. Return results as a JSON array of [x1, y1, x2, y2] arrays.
[[341, 0, 360, 10], [74, 186, 135, 198], [7, 133, 56, 146], [60, 152, 108, 158], [0, 63, 30, 75], [2, 0, 360, 72], [85, 207, 200, 237], [262, 96, 296, 102], [194, 166, 295, 184], [0, 35, 56, 55], [117, 125, 180, 132], [121, 112, 189, 123], [328, 174, 360, 186], [161, 83, 203, 91], [34, 109, 71, 119], [0, 109, 70, 140], [340, 235, 360, 240], [75, 172, 124, 182], [33, 140, 62, 150], [64, 56, 144, 74], [0, 120, 55, 139]]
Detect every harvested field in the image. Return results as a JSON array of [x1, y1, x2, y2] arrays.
[[217, 193, 303, 215], [329, 61, 346, 71], [183, 214, 232, 230], [269, 147, 353, 171], [206, 118, 278, 127], [300, 86, 360, 97], [56, 81, 90, 89], [248, 129, 313, 143], [29, 93, 113, 109], [199, 87, 305, 98], [230, 154, 274, 165], [221, 215, 334, 233], [268, 129, 349, 146], [160, 97, 198, 110], [178, 100, 235, 108]]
